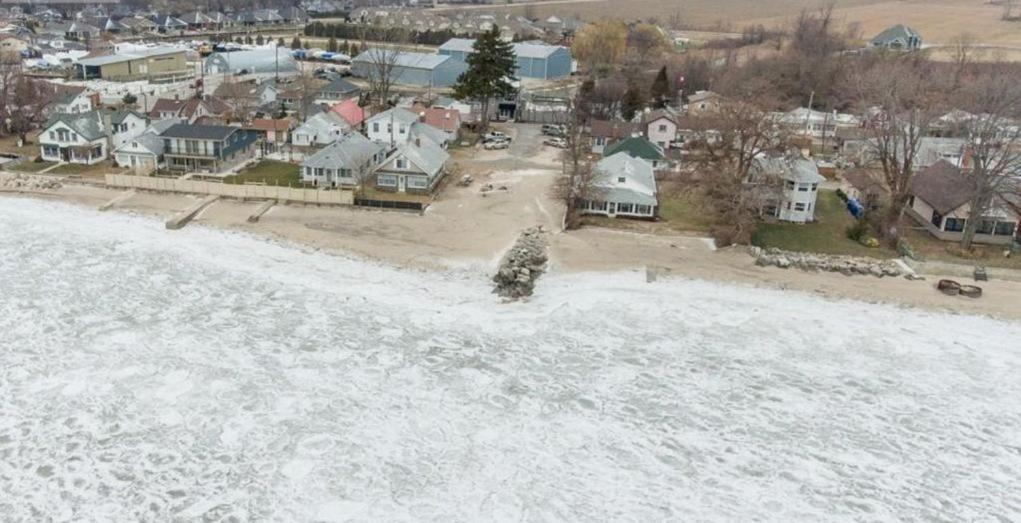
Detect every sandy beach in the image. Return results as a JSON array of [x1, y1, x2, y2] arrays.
[[4, 174, 1021, 322]]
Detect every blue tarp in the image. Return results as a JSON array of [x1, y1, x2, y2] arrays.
[[847, 198, 864, 219]]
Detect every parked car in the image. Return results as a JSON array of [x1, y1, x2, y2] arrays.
[[483, 131, 509, 143], [484, 140, 510, 150], [544, 137, 567, 148], [541, 124, 566, 136]]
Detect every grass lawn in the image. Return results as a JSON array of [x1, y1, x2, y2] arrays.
[[224, 160, 302, 186], [581, 187, 716, 235], [752, 190, 897, 258], [358, 186, 431, 204], [6, 160, 56, 173], [900, 227, 1021, 270], [47, 162, 120, 176]]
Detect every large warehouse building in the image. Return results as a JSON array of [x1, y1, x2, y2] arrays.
[[437, 38, 572, 80], [76, 47, 190, 82], [351, 50, 467, 88]]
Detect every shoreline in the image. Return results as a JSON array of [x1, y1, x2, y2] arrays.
[[4, 181, 1021, 322]]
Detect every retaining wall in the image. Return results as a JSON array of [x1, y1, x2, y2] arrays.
[[105, 174, 353, 205]]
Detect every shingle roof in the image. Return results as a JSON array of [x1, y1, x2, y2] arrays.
[[909, 160, 974, 214], [302, 132, 383, 170], [393, 136, 448, 176], [367, 107, 421, 127], [871, 24, 920, 46], [752, 154, 825, 184], [594, 153, 658, 206], [604, 136, 665, 161], [160, 123, 240, 140], [43, 110, 106, 141]]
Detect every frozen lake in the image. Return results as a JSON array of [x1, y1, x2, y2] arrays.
[[1, 197, 1020, 521]]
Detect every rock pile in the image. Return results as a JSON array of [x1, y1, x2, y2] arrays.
[[493, 226, 548, 299], [752, 247, 905, 278], [0, 172, 61, 191]]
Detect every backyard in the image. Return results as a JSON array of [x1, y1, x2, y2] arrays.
[[752, 190, 897, 258], [581, 188, 716, 235], [224, 160, 303, 186]]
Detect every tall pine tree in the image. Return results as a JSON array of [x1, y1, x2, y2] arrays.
[[452, 26, 517, 131], [622, 84, 644, 121], [650, 66, 671, 108]]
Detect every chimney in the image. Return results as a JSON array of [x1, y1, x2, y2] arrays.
[[174, 93, 180, 101], [415, 136, 421, 147]]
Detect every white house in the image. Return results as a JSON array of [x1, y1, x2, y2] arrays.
[[749, 153, 825, 223], [580, 153, 658, 219], [778, 107, 860, 141], [374, 136, 449, 194], [39, 111, 109, 164], [642, 109, 679, 150], [113, 119, 180, 174], [292, 112, 351, 149], [365, 107, 421, 147], [53, 88, 94, 114], [300, 132, 386, 187], [105, 110, 147, 149]]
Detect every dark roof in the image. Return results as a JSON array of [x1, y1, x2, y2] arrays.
[[604, 136, 665, 161], [590, 119, 642, 139], [319, 78, 360, 95], [909, 160, 975, 214], [841, 168, 886, 195], [160, 123, 240, 140]]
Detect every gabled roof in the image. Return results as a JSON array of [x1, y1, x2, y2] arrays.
[[871, 24, 920, 45], [179, 12, 213, 25], [591, 120, 642, 139], [295, 111, 350, 137], [752, 154, 825, 184], [106, 109, 144, 125], [152, 15, 188, 28], [393, 135, 448, 176], [910, 160, 974, 214], [330, 99, 365, 127], [841, 168, 886, 195], [367, 107, 420, 127], [410, 121, 449, 145], [604, 136, 664, 161], [302, 132, 383, 169], [116, 132, 164, 155], [319, 77, 360, 96], [421, 107, 460, 133], [43, 110, 106, 141], [643, 109, 678, 126], [594, 153, 658, 206], [160, 123, 240, 140], [251, 118, 291, 132]]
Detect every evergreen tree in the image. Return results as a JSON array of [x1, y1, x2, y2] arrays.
[[277, 37, 286, 48], [650, 66, 671, 107], [622, 84, 644, 121], [235, 36, 244, 44], [343, 40, 350, 55], [291, 36, 302, 50], [327, 36, 338, 53], [245, 35, 253, 45], [256, 35, 265, 46], [452, 26, 517, 130]]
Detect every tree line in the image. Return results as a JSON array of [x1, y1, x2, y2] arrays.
[[304, 22, 488, 47]]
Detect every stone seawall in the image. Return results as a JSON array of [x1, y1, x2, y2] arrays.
[[752, 247, 912, 278], [493, 226, 548, 299]]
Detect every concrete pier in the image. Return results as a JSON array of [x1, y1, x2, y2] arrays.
[[98, 190, 135, 211], [165, 195, 219, 230], [247, 200, 276, 223]]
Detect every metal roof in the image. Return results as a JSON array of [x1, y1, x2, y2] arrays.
[[354, 49, 453, 70], [594, 153, 658, 206], [438, 38, 566, 59], [77, 46, 186, 67], [204, 48, 298, 74]]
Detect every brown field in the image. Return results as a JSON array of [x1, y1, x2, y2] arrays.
[[435, 0, 1021, 48]]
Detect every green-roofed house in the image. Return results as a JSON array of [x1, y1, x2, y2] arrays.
[[39, 110, 111, 165], [868, 24, 922, 52], [603, 136, 669, 172]]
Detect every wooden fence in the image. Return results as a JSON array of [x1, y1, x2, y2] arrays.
[[105, 174, 353, 205]]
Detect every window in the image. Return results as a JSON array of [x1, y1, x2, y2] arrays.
[[635, 204, 651, 215], [944, 217, 966, 232], [977, 219, 995, 235], [399, 124, 406, 134], [314, 167, 324, 177], [994, 221, 1016, 236], [794, 202, 806, 211], [407, 177, 428, 189], [373, 122, 380, 132], [798, 183, 810, 192], [811, 183, 818, 191], [617, 177, 626, 183], [42, 145, 58, 157], [785, 180, 795, 190], [340, 168, 351, 178], [658, 124, 667, 132], [617, 203, 634, 214], [396, 158, 407, 169], [92, 145, 102, 158], [49, 131, 56, 140], [377, 174, 397, 186]]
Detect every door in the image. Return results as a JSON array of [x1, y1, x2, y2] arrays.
[[607, 202, 616, 216], [397, 175, 406, 193]]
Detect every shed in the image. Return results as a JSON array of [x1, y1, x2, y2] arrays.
[[351, 50, 467, 88], [437, 38, 572, 80]]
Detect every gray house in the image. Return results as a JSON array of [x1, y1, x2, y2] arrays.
[[300, 132, 385, 188], [438, 38, 572, 80], [375, 138, 449, 194], [351, 50, 467, 88], [869, 24, 922, 51]]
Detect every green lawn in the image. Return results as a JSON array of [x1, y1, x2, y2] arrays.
[[47, 163, 113, 175], [6, 160, 55, 173], [224, 160, 302, 186], [581, 188, 717, 234], [752, 190, 897, 258]]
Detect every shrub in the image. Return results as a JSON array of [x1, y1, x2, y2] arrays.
[[845, 219, 869, 242], [835, 188, 848, 202]]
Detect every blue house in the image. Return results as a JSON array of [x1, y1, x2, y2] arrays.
[[351, 50, 467, 88], [161, 123, 258, 173], [437, 38, 572, 80]]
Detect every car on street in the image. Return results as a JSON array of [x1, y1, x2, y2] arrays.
[[541, 124, 566, 137], [544, 137, 568, 148], [483, 132, 509, 143], [483, 140, 510, 150]]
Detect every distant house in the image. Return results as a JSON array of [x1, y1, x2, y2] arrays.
[[580, 153, 658, 219], [330, 99, 365, 128], [908, 160, 1020, 245], [778, 107, 860, 142], [179, 12, 215, 31], [869, 24, 922, 51], [65, 22, 100, 42], [437, 38, 572, 80], [374, 137, 450, 194], [118, 16, 157, 34], [104, 109, 148, 149], [641, 109, 679, 150], [75, 47, 190, 82], [300, 132, 386, 187], [39, 111, 109, 164], [292, 111, 350, 148], [250, 118, 292, 145], [365, 107, 422, 146], [420, 107, 461, 140], [603, 136, 669, 171], [316, 77, 361, 103], [590, 120, 643, 154], [52, 87, 95, 114], [351, 50, 467, 88], [839, 168, 886, 210], [150, 97, 232, 124], [160, 123, 258, 172], [152, 14, 188, 33], [113, 119, 180, 174], [686, 90, 722, 115], [749, 153, 825, 223]]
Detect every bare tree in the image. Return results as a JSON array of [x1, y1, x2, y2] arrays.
[[552, 92, 602, 230], [682, 79, 790, 244], [357, 26, 408, 107], [848, 59, 950, 243], [949, 33, 980, 87], [953, 68, 1021, 249]]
